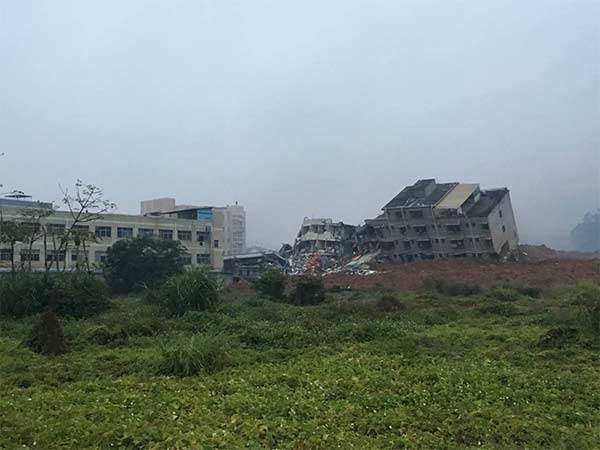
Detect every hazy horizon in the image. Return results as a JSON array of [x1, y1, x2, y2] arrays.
[[1, 1, 598, 250]]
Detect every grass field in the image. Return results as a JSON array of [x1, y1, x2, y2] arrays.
[[1, 284, 599, 449]]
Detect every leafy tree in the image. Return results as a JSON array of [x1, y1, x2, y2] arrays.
[[0, 219, 28, 276], [104, 237, 186, 293]]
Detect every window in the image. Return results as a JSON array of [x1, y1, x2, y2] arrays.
[[446, 224, 461, 234], [71, 253, 79, 262], [158, 229, 173, 240], [409, 210, 424, 219], [403, 241, 411, 250], [95, 226, 112, 238], [196, 254, 211, 265], [502, 225, 506, 233], [177, 230, 192, 241], [180, 255, 192, 265], [72, 225, 90, 237], [0, 249, 12, 261], [117, 227, 134, 238], [47, 223, 66, 235], [480, 223, 490, 231], [95, 251, 108, 264], [138, 228, 154, 238], [213, 240, 219, 248], [499, 210, 503, 218], [46, 250, 65, 262], [20, 249, 40, 261]]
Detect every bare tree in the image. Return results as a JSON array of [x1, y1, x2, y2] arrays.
[[58, 181, 116, 273]]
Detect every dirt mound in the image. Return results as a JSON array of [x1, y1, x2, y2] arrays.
[[324, 258, 600, 291], [519, 244, 600, 261]]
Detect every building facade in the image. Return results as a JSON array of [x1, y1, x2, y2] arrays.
[[141, 198, 245, 256], [361, 179, 519, 262], [0, 199, 225, 271], [294, 218, 356, 255]]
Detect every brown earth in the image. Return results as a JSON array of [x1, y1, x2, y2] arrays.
[[518, 244, 600, 261], [323, 258, 600, 291]]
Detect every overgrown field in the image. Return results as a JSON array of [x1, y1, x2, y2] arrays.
[[1, 283, 599, 449]]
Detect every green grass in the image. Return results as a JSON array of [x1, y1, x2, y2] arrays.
[[0, 286, 599, 449]]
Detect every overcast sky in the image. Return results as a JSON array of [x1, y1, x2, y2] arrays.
[[1, 0, 598, 249]]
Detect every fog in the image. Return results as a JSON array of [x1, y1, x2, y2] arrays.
[[1, 0, 598, 250]]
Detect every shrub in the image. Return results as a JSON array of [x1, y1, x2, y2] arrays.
[[291, 276, 325, 306], [376, 295, 406, 313], [485, 285, 521, 302], [104, 237, 187, 293], [429, 279, 481, 297], [157, 334, 231, 377], [514, 286, 543, 298], [537, 327, 579, 349], [254, 270, 286, 300], [569, 283, 600, 336], [150, 269, 220, 316], [477, 302, 520, 317], [25, 311, 68, 356], [0, 273, 110, 319]]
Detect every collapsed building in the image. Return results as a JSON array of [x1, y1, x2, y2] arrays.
[[287, 179, 519, 274], [358, 179, 519, 262]]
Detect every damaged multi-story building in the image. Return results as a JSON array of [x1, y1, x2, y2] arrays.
[[359, 179, 519, 262], [294, 218, 357, 256]]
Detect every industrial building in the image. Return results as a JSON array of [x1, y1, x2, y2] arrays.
[[362, 179, 519, 261], [294, 218, 356, 256], [0, 198, 227, 271], [141, 198, 246, 256]]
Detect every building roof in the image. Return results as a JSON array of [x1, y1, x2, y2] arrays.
[[467, 188, 508, 217], [435, 183, 479, 209], [384, 180, 458, 209], [224, 252, 285, 262]]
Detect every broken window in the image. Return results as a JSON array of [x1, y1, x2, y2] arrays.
[[502, 225, 506, 233], [450, 239, 465, 249], [403, 241, 411, 250], [409, 210, 424, 219], [480, 223, 490, 231], [413, 225, 427, 234], [446, 224, 461, 233], [417, 240, 432, 250]]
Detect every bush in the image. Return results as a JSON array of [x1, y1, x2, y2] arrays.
[[254, 270, 286, 300], [569, 283, 600, 336], [0, 273, 110, 319], [429, 279, 481, 297], [150, 269, 220, 316], [104, 237, 187, 293], [376, 295, 406, 313], [485, 285, 521, 302], [477, 302, 520, 317], [537, 327, 579, 349], [25, 311, 68, 356], [514, 286, 543, 298], [291, 276, 325, 306], [157, 334, 231, 377]]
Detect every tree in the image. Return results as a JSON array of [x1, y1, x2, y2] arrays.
[[58, 181, 116, 273], [104, 237, 187, 293], [0, 218, 28, 276]]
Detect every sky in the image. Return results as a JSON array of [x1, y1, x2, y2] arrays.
[[1, 0, 598, 250]]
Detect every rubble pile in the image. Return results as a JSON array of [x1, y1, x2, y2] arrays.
[[285, 251, 379, 276]]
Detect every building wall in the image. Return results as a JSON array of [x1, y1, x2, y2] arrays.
[[486, 193, 519, 256], [222, 205, 246, 256], [0, 206, 224, 271]]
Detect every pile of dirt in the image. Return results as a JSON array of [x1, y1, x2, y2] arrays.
[[519, 244, 600, 261], [324, 258, 600, 291]]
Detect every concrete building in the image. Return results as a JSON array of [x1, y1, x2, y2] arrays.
[[141, 198, 245, 256], [294, 218, 356, 255], [0, 199, 225, 271], [223, 251, 286, 280], [362, 179, 519, 261]]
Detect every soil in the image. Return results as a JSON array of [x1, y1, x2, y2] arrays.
[[323, 258, 600, 291]]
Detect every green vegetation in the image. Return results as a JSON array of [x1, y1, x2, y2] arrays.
[[1, 282, 599, 449], [104, 237, 187, 293], [291, 275, 326, 306], [0, 273, 110, 319], [254, 269, 287, 300], [146, 269, 221, 316]]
